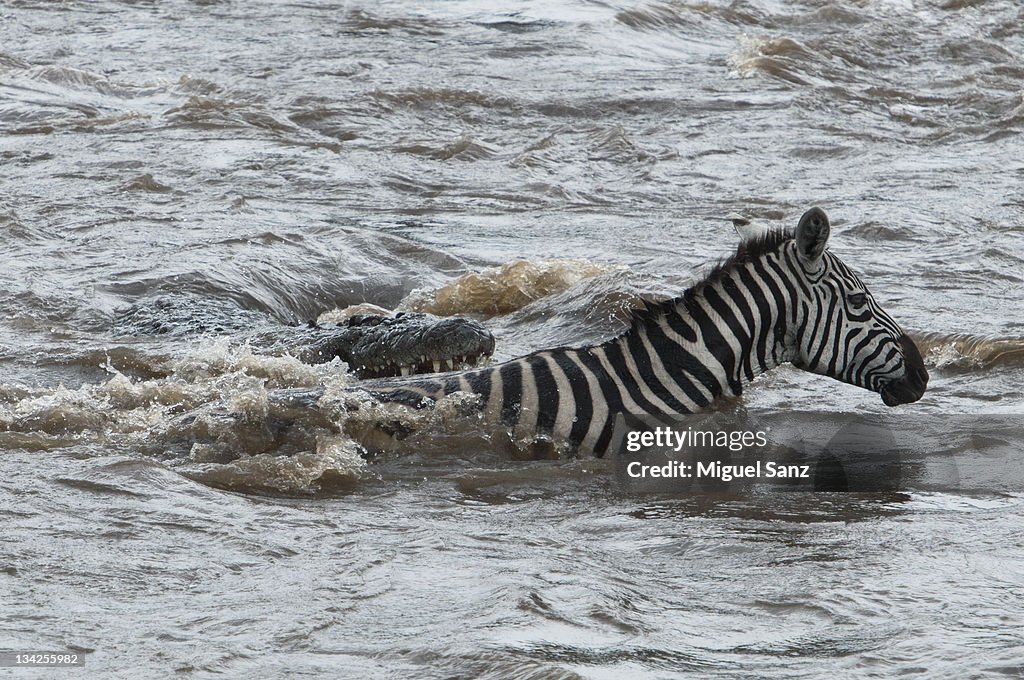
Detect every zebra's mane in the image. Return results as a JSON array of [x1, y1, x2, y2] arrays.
[[629, 228, 795, 325]]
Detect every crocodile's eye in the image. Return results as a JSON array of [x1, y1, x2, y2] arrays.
[[848, 292, 868, 309]]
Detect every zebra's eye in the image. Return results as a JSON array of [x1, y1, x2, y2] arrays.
[[848, 292, 868, 308]]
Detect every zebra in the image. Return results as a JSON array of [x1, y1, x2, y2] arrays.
[[339, 207, 928, 457]]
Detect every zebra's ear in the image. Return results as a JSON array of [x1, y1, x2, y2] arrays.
[[795, 207, 830, 263], [729, 214, 771, 242]]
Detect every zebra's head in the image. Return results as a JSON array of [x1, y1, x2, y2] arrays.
[[739, 207, 928, 406]]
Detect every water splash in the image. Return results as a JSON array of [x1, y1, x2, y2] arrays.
[[399, 259, 621, 316]]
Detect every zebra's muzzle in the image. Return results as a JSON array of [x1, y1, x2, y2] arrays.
[[880, 334, 929, 406]]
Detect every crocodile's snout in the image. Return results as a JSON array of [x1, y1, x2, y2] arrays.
[[313, 312, 495, 378]]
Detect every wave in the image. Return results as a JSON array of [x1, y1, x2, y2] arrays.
[[342, 8, 446, 37], [510, 125, 672, 176], [912, 331, 1024, 370], [162, 94, 298, 132], [371, 87, 516, 111], [182, 434, 366, 496], [398, 259, 621, 317], [726, 34, 819, 85], [0, 52, 27, 71], [616, 1, 768, 30], [24, 65, 144, 98], [0, 342, 358, 494], [395, 135, 501, 161]]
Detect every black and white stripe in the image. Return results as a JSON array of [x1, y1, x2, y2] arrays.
[[356, 208, 924, 456]]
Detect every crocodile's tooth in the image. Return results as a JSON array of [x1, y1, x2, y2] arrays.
[[400, 366, 410, 376], [432, 360, 441, 373]]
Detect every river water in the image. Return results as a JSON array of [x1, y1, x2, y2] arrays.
[[2, 0, 1024, 677]]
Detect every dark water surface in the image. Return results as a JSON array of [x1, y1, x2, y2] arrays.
[[2, 0, 1024, 677]]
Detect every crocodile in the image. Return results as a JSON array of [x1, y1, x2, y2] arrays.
[[259, 312, 496, 378], [114, 295, 495, 378]]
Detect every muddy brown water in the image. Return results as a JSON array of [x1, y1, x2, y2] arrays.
[[2, 1, 1023, 677]]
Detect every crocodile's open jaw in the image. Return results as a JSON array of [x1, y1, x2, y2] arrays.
[[356, 352, 489, 379], [309, 312, 496, 379]]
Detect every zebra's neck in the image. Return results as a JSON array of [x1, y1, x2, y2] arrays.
[[612, 255, 793, 410]]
